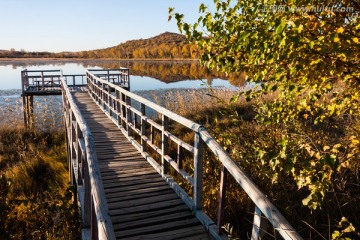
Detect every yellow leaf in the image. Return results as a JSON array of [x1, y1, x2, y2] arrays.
[[353, 37, 359, 43], [336, 27, 344, 33], [334, 37, 340, 42]]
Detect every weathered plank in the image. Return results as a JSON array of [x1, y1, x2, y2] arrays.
[[124, 225, 209, 240], [115, 218, 201, 238]]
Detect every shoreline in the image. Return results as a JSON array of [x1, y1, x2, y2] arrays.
[[0, 58, 199, 63]]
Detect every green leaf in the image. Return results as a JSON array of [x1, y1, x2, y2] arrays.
[[275, 19, 287, 35]]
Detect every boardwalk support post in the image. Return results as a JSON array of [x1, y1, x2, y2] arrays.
[[161, 114, 169, 175], [194, 131, 204, 212], [140, 103, 146, 153], [251, 206, 268, 240], [217, 165, 227, 234]]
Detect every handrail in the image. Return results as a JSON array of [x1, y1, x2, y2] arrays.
[[88, 68, 130, 90], [86, 71, 201, 131], [61, 77, 115, 240], [199, 128, 302, 239], [85, 70, 303, 240], [21, 70, 87, 92], [21, 69, 63, 92]]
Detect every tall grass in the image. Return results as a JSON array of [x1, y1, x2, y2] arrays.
[[0, 96, 80, 240], [0, 96, 63, 131]]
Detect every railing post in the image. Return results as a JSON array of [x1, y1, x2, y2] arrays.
[[120, 92, 126, 127], [217, 165, 227, 234], [251, 206, 268, 240], [126, 95, 132, 137], [91, 197, 98, 240], [76, 122, 83, 185], [150, 125, 154, 145], [41, 71, 44, 90], [128, 69, 131, 91], [69, 110, 75, 184], [177, 145, 184, 169], [116, 90, 122, 126], [108, 84, 112, 118], [83, 151, 91, 229], [140, 103, 146, 153], [194, 132, 204, 211], [161, 114, 169, 175], [102, 83, 106, 110]]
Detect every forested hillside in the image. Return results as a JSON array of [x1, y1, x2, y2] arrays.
[[0, 32, 198, 59], [74, 32, 198, 59]]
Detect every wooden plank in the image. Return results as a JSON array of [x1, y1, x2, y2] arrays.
[[100, 171, 158, 180], [115, 218, 201, 238], [109, 198, 185, 216], [99, 167, 155, 176], [101, 172, 160, 182], [103, 177, 165, 188], [106, 188, 174, 203], [100, 165, 150, 173], [123, 225, 208, 240], [110, 204, 190, 224], [107, 193, 180, 210], [104, 181, 168, 194], [99, 152, 146, 159], [105, 185, 172, 200], [112, 211, 194, 230]]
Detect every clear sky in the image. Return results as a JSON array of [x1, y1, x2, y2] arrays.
[[0, 0, 214, 53]]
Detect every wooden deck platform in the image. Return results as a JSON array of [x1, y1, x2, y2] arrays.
[[72, 92, 210, 240]]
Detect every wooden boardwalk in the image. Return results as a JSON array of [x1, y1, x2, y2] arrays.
[[72, 92, 210, 240], [22, 69, 302, 240]]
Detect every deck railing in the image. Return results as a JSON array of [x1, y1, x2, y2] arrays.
[[21, 69, 62, 92], [61, 78, 116, 240], [85, 70, 303, 240], [21, 70, 89, 93], [88, 68, 130, 90], [63, 74, 87, 86]]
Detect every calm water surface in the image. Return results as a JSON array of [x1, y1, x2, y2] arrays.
[[0, 60, 242, 128], [0, 60, 233, 93]]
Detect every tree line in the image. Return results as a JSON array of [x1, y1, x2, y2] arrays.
[[0, 32, 199, 59]]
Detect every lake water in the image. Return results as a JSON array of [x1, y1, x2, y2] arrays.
[[0, 60, 234, 93], [0, 60, 242, 129]]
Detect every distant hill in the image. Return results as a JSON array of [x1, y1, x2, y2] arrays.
[[0, 32, 198, 59], [66, 32, 198, 59]]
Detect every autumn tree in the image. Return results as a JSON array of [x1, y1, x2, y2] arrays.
[[170, 0, 359, 213]]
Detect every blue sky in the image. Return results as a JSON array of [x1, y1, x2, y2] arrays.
[[0, 0, 214, 53]]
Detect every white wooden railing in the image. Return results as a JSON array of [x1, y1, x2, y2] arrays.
[[62, 78, 116, 240], [85, 69, 303, 240]]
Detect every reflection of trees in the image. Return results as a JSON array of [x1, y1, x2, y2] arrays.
[[82, 61, 246, 86], [82, 61, 214, 82], [0, 60, 246, 86]]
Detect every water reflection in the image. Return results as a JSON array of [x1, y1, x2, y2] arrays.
[[0, 60, 246, 89]]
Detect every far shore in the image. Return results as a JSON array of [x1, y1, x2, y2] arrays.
[[0, 58, 199, 63]]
